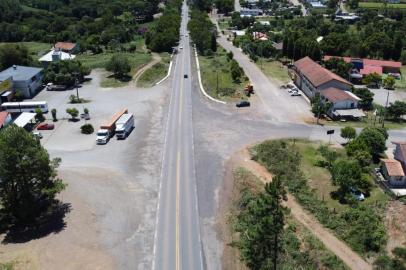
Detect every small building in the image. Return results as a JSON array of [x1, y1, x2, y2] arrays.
[[323, 55, 402, 75], [0, 111, 12, 129], [381, 159, 406, 187], [39, 49, 76, 67], [272, 42, 283, 51], [13, 112, 36, 130], [0, 65, 44, 98], [54, 42, 79, 54], [252, 32, 268, 41], [292, 57, 353, 99], [240, 8, 263, 17], [320, 88, 365, 119], [232, 30, 246, 36], [310, 1, 326, 8]]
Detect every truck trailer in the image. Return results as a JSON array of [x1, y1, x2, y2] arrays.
[[115, 113, 134, 139], [96, 109, 128, 144]]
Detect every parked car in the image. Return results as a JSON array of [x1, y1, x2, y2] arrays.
[[37, 123, 55, 130], [46, 83, 66, 91], [33, 131, 43, 139], [236, 100, 250, 107], [291, 92, 301, 96], [350, 188, 365, 201], [288, 88, 299, 93]]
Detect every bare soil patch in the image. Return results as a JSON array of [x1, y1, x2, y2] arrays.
[[385, 200, 406, 255]]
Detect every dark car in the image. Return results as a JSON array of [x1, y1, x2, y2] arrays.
[[236, 100, 250, 107], [184, 74, 188, 78], [37, 123, 55, 130]]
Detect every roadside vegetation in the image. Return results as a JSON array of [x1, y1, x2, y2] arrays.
[[137, 53, 171, 87], [199, 47, 248, 100], [250, 135, 391, 260], [228, 168, 348, 270], [258, 59, 291, 84]]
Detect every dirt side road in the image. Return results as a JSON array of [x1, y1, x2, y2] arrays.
[[229, 148, 372, 270]]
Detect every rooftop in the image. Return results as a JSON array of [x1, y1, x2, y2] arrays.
[[54, 42, 77, 51], [294, 57, 352, 87], [321, 88, 359, 102], [360, 65, 383, 75], [393, 142, 406, 161], [0, 111, 9, 128], [323, 55, 402, 69], [39, 49, 76, 62], [0, 65, 43, 82], [381, 159, 405, 176], [13, 112, 36, 128]]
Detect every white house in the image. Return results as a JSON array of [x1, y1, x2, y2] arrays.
[[39, 49, 76, 67]]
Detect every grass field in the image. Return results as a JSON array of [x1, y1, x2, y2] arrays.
[[296, 140, 389, 213], [394, 66, 406, 90], [0, 42, 51, 57], [77, 52, 151, 71], [199, 47, 248, 101], [137, 53, 171, 88], [258, 59, 291, 84], [359, 2, 406, 8]]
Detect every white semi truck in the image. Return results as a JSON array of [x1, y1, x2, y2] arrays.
[[96, 109, 127, 145], [115, 113, 134, 139]]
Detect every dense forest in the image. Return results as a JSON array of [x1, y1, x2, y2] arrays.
[[0, 0, 160, 51]]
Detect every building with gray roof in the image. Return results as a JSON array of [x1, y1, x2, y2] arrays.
[[0, 65, 44, 98]]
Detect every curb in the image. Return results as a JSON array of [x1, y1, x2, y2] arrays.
[[155, 53, 174, 85], [194, 46, 227, 105]]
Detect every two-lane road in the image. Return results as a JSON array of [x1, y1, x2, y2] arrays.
[[153, 2, 204, 270]]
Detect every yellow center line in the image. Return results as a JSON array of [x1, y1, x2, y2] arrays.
[[176, 37, 186, 270]]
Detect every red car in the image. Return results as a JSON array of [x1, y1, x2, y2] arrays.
[[37, 123, 55, 130]]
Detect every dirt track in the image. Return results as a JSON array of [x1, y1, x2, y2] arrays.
[[228, 148, 372, 270]]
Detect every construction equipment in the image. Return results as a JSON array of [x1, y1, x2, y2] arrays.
[[244, 83, 254, 96]]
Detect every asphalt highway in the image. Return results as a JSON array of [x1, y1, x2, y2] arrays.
[[153, 2, 204, 270]]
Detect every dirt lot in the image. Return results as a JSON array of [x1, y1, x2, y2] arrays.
[[385, 200, 406, 255], [0, 70, 169, 269]]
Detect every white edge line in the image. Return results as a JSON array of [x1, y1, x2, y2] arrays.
[[193, 45, 227, 105], [152, 51, 179, 270], [156, 53, 174, 85]]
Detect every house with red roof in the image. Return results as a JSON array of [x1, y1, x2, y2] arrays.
[[323, 55, 402, 76], [381, 142, 406, 187], [292, 57, 353, 98], [0, 111, 11, 129], [54, 42, 79, 54]]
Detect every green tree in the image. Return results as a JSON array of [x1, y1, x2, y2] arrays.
[[80, 124, 94, 134], [357, 127, 387, 158], [331, 159, 363, 199], [352, 88, 374, 110], [340, 126, 356, 142], [230, 59, 243, 82], [0, 44, 32, 70], [311, 94, 332, 119], [226, 51, 234, 61], [318, 145, 339, 169], [383, 76, 396, 89], [362, 72, 382, 87], [66, 108, 79, 120], [0, 125, 65, 223], [234, 176, 286, 270], [106, 54, 131, 78], [387, 101, 406, 122], [34, 108, 45, 122]]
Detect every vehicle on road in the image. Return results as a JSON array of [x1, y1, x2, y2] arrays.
[[116, 113, 134, 139], [97, 109, 128, 144], [1, 101, 49, 113], [291, 92, 301, 96], [288, 88, 299, 93], [184, 74, 188, 78], [179, 46, 183, 49], [37, 123, 55, 130], [236, 100, 250, 107]]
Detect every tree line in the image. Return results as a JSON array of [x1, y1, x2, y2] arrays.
[[188, 9, 217, 55]]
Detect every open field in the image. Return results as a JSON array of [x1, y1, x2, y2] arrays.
[[77, 52, 151, 70], [359, 2, 406, 8], [137, 53, 171, 88], [0, 42, 51, 57], [395, 66, 406, 90], [198, 47, 248, 101], [258, 59, 291, 85]]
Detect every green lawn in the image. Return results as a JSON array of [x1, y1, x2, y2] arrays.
[[296, 140, 389, 213], [0, 42, 51, 57], [199, 47, 248, 101], [77, 52, 151, 71], [394, 66, 406, 90], [359, 2, 406, 8], [137, 53, 171, 88], [218, 18, 231, 30], [258, 59, 291, 84]]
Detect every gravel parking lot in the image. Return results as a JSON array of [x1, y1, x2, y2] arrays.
[[1, 70, 169, 270]]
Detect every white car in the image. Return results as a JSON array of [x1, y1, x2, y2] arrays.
[[288, 88, 299, 93], [291, 92, 301, 96], [179, 46, 183, 49], [350, 188, 365, 201]]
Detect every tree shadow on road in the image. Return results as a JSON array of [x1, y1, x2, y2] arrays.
[[0, 201, 71, 244]]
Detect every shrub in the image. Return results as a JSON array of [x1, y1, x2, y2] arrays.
[[80, 124, 94, 134], [34, 108, 45, 122], [66, 108, 79, 120], [51, 108, 57, 122]]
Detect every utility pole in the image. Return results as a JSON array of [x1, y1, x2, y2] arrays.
[[382, 91, 389, 128]]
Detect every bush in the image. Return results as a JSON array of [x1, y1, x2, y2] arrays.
[[51, 108, 57, 122], [80, 124, 94, 134], [34, 108, 45, 122], [66, 108, 79, 120]]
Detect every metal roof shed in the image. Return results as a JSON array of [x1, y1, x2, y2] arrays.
[[13, 112, 36, 128]]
